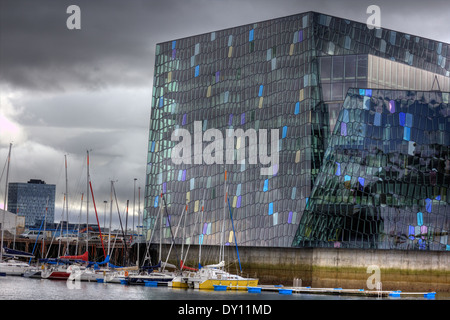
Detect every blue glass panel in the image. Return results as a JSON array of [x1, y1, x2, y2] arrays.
[[182, 113, 187, 125], [241, 113, 245, 125], [406, 113, 413, 127], [177, 170, 183, 181], [195, 65, 200, 77], [358, 177, 365, 188], [268, 202, 273, 215], [298, 30, 303, 42], [199, 234, 204, 245], [294, 102, 300, 115], [172, 40, 176, 49], [403, 126, 410, 141], [162, 182, 166, 193], [365, 89, 372, 97], [335, 162, 341, 176], [282, 126, 287, 138], [419, 239, 426, 250], [408, 225, 415, 239], [359, 89, 365, 96], [341, 122, 347, 136], [249, 29, 254, 41], [374, 112, 381, 126], [259, 85, 264, 96], [216, 71, 220, 83], [159, 97, 163, 108], [228, 114, 233, 126], [154, 196, 159, 208], [181, 170, 186, 181], [288, 211, 293, 224], [344, 175, 351, 182], [417, 212, 423, 226], [425, 198, 432, 213], [172, 49, 176, 59], [263, 179, 268, 192], [399, 112, 406, 126], [151, 141, 155, 152], [237, 196, 241, 208], [343, 109, 349, 123], [224, 91, 229, 103]]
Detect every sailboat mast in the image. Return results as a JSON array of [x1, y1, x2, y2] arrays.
[[137, 185, 140, 267], [1, 142, 12, 262], [108, 181, 113, 257], [159, 193, 162, 263], [75, 193, 83, 255], [86, 150, 90, 253], [219, 168, 227, 265], [198, 189, 206, 269], [65, 155, 69, 251], [42, 197, 49, 260]]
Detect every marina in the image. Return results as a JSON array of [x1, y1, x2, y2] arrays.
[[0, 273, 445, 300]]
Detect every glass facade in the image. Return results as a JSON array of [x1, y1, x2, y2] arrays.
[[145, 11, 450, 250], [292, 89, 450, 250], [8, 180, 56, 227]]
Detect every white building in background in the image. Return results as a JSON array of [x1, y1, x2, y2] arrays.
[[0, 209, 25, 236]]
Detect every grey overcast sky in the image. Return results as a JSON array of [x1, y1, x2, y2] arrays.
[[1, 0, 449, 227]]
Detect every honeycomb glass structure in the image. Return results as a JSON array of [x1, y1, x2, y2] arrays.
[[292, 89, 450, 250], [144, 12, 450, 250]]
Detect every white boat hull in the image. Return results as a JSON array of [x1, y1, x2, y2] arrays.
[[0, 260, 32, 276]]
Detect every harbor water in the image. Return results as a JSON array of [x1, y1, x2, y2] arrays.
[[1, 275, 447, 319], [0, 275, 447, 300]]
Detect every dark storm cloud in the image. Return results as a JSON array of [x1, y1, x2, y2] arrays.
[[1, 0, 449, 92], [0, 0, 155, 92]]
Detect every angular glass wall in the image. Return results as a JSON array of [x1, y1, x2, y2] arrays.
[[145, 11, 450, 249], [293, 89, 450, 250], [145, 12, 319, 247]]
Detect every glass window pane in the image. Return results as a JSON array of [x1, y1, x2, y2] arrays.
[[357, 55, 368, 79], [320, 57, 332, 82], [332, 56, 344, 81], [344, 55, 356, 80]]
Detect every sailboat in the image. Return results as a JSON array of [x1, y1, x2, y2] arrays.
[[0, 143, 34, 276], [121, 192, 174, 286], [175, 169, 258, 290], [41, 155, 74, 280]]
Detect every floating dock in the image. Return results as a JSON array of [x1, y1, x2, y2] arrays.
[[244, 284, 436, 299]]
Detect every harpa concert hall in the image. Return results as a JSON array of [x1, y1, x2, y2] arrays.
[[144, 11, 450, 251]]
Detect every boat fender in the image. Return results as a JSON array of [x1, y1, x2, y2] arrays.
[[125, 271, 129, 276]]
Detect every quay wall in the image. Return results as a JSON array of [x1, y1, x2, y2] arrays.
[[5, 238, 449, 292], [157, 244, 450, 292]]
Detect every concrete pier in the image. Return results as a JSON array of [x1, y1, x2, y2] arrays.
[[156, 244, 450, 293]]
